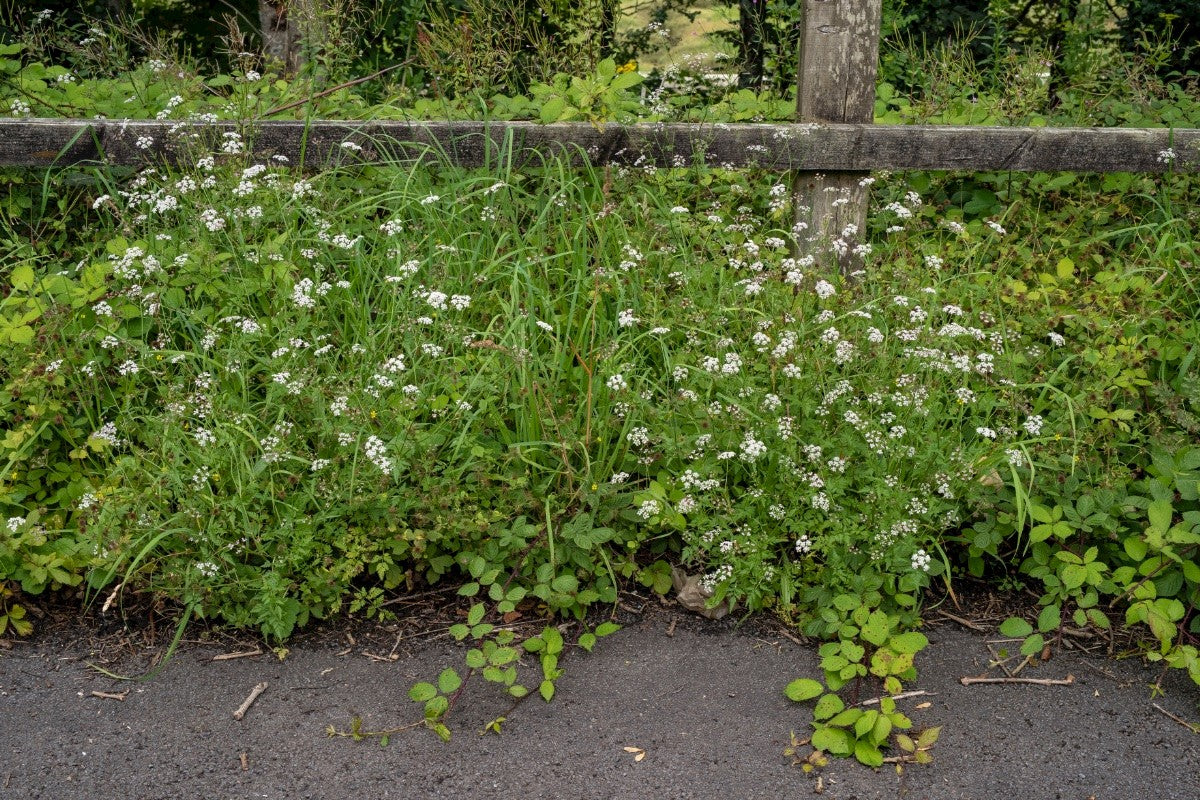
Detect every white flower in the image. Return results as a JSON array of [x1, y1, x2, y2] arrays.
[[1023, 415, 1044, 436], [814, 280, 836, 299], [795, 535, 812, 554], [617, 309, 639, 328], [606, 374, 628, 391], [911, 549, 931, 572], [637, 499, 661, 520]]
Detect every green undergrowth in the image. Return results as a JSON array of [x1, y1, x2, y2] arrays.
[[2, 6, 1200, 768]]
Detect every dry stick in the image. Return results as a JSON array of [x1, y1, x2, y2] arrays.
[[257, 59, 417, 119], [937, 611, 987, 632], [960, 674, 1074, 687], [90, 690, 129, 701], [232, 682, 268, 720], [212, 648, 262, 661], [1152, 703, 1200, 734], [1010, 655, 1033, 677], [858, 690, 933, 707]]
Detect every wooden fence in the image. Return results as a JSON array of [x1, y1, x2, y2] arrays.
[[1, 1, 1196, 267]]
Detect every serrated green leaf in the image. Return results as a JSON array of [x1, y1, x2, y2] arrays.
[[467, 603, 485, 625], [578, 632, 596, 652], [449, 623, 470, 641], [539, 679, 555, 702], [465, 648, 486, 668], [458, 582, 480, 597], [1020, 633, 1045, 656]]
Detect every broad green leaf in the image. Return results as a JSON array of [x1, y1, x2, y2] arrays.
[[457, 582, 480, 597], [854, 739, 884, 768], [594, 622, 620, 637], [408, 682, 437, 702], [465, 648, 486, 668], [784, 678, 824, 702], [578, 632, 597, 652], [813, 693, 844, 721], [861, 610, 890, 646], [811, 727, 853, 756], [10, 264, 34, 290], [437, 668, 462, 694], [539, 680, 555, 702], [542, 627, 564, 655], [855, 709, 880, 739], [467, 603, 485, 625], [1020, 633, 1045, 657], [1148, 500, 1173, 533], [999, 617, 1033, 638], [889, 632, 928, 655], [1037, 603, 1061, 632]]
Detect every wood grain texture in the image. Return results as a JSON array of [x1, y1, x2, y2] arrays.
[[793, 0, 884, 271], [1, 118, 1196, 173]]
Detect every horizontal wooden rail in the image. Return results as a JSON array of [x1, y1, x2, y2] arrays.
[[1, 118, 1196, 173]]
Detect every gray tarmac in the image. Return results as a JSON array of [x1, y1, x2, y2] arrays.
[[2, 603, 1198, 800]]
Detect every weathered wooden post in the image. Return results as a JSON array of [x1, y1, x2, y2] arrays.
[[792, 0, 883, 272]]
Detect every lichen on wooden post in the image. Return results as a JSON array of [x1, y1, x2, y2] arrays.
[[791, 0, 882, 273]]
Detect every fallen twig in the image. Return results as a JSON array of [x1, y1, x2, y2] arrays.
[[239, 752, 249, 771], [775, 627, 806, 647], [960, 674, 1074, 687], [859, 690, 933, 707], [212, 648, 262, 662], [1010, 655, 1033, 677], [362, 650, 399, 663], [939, 610, 986, 632], [1152, 703, 1200, 734], [665, 618, 677, 638], [90, 690, 129, 701], [232, 682, 268, 720]]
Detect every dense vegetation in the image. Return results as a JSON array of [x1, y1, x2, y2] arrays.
[[1, 0, 1197, 762]]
